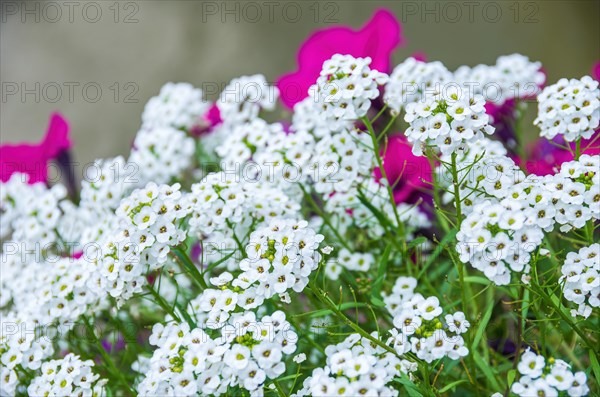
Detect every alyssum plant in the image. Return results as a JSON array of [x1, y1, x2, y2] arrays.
[[1, 8, 598, 397]]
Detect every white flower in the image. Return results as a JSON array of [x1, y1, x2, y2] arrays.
[[309, 54, 388, 124], [293, 353, 307, 364], [445, 311, 470, 334], [535, 76, 599, 142], [142, 82, 210, 130]]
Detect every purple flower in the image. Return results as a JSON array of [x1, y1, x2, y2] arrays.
[[276, 8, 404, 109], [374, 135, 432, 204], [1, 113, 71, 184]]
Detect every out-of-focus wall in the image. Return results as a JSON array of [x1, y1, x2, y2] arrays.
[[1, 0, 599, 166]]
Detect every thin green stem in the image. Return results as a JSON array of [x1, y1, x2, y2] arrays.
[[82, 316, 135, 395], [361, 116, 406, 242]]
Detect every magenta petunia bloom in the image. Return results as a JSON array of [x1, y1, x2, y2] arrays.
[[374, 135, 432, 204], [0, 113, 71, 184], [522, 133, 600, 176], [190, 104, 223, 136], [593, 61, 600, 81], [276, 8, 404, 109]]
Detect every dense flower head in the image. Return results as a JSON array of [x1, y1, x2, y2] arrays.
[[142, 82, 210, 130], [309, 54, 389, 124], [535, 76, 600, 142], [218, 74, 278, 126], [454, 53, 545, 106], [137, 310, 296, 395], [560, 243, 599, 318], [404, 85, 495, 156], [384, 276, 470, 363], [511, 349, 589, 397], [26, 353, 107, 397], [128, 125, 195, 185], [187, 173, 301, 269], [456, 198, 544, 285], [189, 218, 323, 327], [215, 119, 316, 192], [293, 333, 414, 397], [384, 57, 453, 113], [88, 182, 191, 303], [0, 173, 67, 245], [291, 96, 353, 137]]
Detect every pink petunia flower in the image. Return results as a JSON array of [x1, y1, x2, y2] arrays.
[[374, 134, 432, 204], [190, 103, 223, 136], [521, 133, 600, 176], [593, 61, 600, 81], [0, 113, 71, 184], [276, 8, 404, 109]]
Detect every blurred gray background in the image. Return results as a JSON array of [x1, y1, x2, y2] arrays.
[[1, 0, 599, 167]]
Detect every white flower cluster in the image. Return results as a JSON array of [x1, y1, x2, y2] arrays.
[[543, 155, 600, 232], [190, 218, 323, 327], [324, 248, 374, 279], [137, 311, 296, 396], [456, 198, 543, 285], [452, 154, 599, 284], [1, 256, 99, 326], [454, 53, 545, 106], [0, 313, 54, 395], [188, 172, 300, 269], [404, 86, 494, 156], [26, 353, 107, 397], [128, 125, 195, 185], [535, 76, 600, 142], [309, 54, 389, 124], [446, 154, 525, 214], [560, 243, 599, 318], [291, 96, 353, 137], [90, 182, 190, 303], [293, 333, 414, 397], [215, 119, 316, 192], [79, 156, 139, 214], [218, 74, 278, 125], [142, 82, 210, 130], [511, 349, 589, 397], [323, 178, 431, 240], [310, 129, 375, 196], [0, 174, 66, 245], [384, 57, 453, 113], [384, 277, 470, 363]]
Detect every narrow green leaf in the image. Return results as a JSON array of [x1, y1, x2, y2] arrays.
[[507, 369, 516, 387], [473, 350, 502, 390], [473, 299, 495, 349], [438, 379, 468, 393], [407, 236, 428, 249]]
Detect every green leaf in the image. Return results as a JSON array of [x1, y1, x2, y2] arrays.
[[438, 379, 468, 393], [418, 229, 457, 279], [205, 250, 236, 273], [473, 350, 502, 390], [473, 299, 495, 349], [371, 243, 393, 297], [589, 350, 600, 387], [507, 369, 516, 387], [394, 375, 424, 397], [370, 296, 386, 308], [407, 236, 428, 249]]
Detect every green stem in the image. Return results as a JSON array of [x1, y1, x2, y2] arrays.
[[299, 184, 352, 251], [361, 116, 406, 244], [172, 246, 208, 290], [82, 316, 135, 395], [450, 152, 463, 223], [308, 280, 418, 362], [574, 138, 582, 160]]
